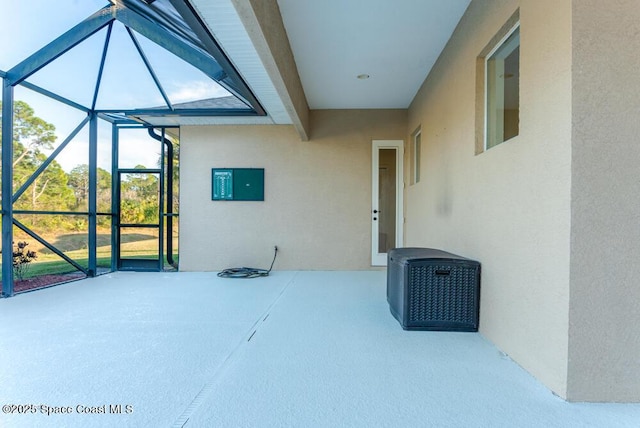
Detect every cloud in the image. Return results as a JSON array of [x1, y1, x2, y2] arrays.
[[168, 81, 231, 103]]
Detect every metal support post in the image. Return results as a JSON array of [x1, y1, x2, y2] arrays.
[[88, 113, 98, 276], [2, 82, 14, 296], [111, 124, 119, 271]]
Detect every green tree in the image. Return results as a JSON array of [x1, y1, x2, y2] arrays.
[[68, 164, 90, 205], [154, 132, 180, 212], [1, 100, 76, 228], [0, 100, 57, 168], [167, 134, 179, 209], [120, 166, 159, 225], [19, 152, 75, 210], [68, 164, 112, 213]]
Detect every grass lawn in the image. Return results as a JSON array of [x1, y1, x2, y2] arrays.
[[8, 229, 178, 279]]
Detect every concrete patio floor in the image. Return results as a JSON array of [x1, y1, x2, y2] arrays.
[[0, 271, 638, 427]]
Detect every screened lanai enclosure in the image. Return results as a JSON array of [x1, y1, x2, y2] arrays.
[[0, 0, 264, 296]]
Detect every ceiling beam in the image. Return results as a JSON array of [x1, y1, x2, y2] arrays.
[[115, 8, 227, 82], [230, 0, 310, 140], [171, 0, 265, 114]]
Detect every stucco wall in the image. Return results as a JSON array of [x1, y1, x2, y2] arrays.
[[179, 109, 406, 271], [406, 0, 572, 397], [568, 0, 640, 402]]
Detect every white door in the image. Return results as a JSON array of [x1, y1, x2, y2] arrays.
[[371, 140, 404, 266]]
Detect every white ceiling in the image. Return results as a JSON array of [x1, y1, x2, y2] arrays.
[[193, 0, 470, 123], [276, 0, 471, 109]]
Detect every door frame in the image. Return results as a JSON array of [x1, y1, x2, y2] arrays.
[[112, 125, 172, 272], [371, 140, 404, 266], [116, 169, 163, 271]]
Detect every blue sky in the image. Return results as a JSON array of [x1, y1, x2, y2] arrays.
[[1, 0, 229, 171]]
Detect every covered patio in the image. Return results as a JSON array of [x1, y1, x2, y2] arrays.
[[3, 0, 640, 408], [1, 271, 638, 427]]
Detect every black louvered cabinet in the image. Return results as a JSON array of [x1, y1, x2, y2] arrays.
[[387, 248, 480, 331]]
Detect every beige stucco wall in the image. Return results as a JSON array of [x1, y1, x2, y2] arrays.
[[406, 0, 572, 397], [568, 0, 640, 402], [178, 0, 638, 402], [179, 109, 406, 271]]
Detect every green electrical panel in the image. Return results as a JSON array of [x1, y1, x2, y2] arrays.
[[212, 168, 264, 201], [212, 169, 233, 200], [232, 168, 265, 201]]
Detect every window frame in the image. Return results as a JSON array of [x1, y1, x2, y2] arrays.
[[483, 21, 520, 151], [411, 128, 421, 185]]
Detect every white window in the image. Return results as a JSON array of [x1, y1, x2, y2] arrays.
[[485, 23, 520, 150], [411, 129, 421, 185]]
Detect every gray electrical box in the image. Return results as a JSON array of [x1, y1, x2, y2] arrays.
[[212, 168, 264, 201]]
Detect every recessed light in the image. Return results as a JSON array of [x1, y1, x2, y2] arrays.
[[357, 74, 370, 80]]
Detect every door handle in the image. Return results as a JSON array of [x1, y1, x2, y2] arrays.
[[373, 209, 382, 214]]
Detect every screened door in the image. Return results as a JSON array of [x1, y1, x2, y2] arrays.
[[116, 170, 163, 271]]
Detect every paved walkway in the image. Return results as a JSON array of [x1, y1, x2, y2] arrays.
[[0, 271, 638, 427]]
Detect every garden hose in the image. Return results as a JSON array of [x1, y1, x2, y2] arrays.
[[217, 246, 278, 279]]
